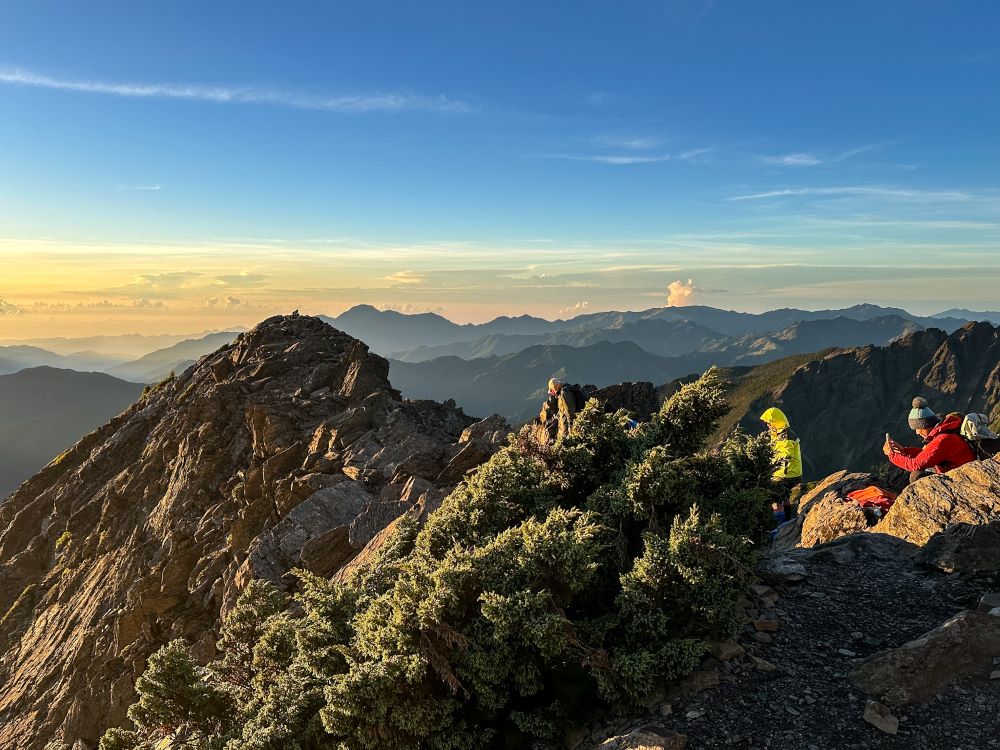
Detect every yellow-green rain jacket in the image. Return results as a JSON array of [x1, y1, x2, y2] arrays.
[[760, 407, 803, 480]]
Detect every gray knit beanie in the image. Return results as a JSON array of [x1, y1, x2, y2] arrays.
[[908, 397, 940, 430]]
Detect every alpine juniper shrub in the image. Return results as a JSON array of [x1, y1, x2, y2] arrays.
[[617, 449, 702, 528], [415, 444, 560, 560], [667, 507, 756, 637], [647, 367, 730, 455], [548, 401, 637, 496], [103, 368, 775, 750], [209, 580, 290, 693], [121, 639, 235, 750]]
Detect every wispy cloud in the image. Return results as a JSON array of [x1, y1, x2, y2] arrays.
[[385, 270, 426, 286], [592, 134, 670, 150], [541, 147, 712, 165], [731, 186, 983, 202], [118, 184, 162, 191], [758, 152, 823, 167], [206, 295, 248, 309], [0, 65, 477, 114], [32, 298, 165, 311], [756, 142, 891, 168], [214, 272, 268, 286]]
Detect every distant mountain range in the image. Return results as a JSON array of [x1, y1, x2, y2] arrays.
[[933, 308, 1000, 325], [387, 315, 931, 420], [0, 332, 241, 384], [325, 303, 973, 359], [0, 345, 129, 375], [0, 329, 244, 358], [0, 306, 991, 388], [107, 331, 239, 383], [0, 367, 145, 499]]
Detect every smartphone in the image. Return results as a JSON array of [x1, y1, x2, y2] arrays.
[[885, 432, 892, 451]]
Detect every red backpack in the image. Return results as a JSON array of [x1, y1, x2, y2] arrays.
[[847, 485, 898, 512]]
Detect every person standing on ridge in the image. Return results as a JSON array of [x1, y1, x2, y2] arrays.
[[760, 407, 803, 522], [884, 397, 975, 484]]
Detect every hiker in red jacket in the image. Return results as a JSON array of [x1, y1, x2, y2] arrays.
[[883, 397, 976, 485]]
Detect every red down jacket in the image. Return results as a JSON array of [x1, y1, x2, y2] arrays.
[[889, 414, 976, 474]]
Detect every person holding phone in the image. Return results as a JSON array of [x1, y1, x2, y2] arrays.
[[884, 397, 975, 484]]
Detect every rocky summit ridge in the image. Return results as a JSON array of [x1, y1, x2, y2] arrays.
[[0, 314, 508, 749]]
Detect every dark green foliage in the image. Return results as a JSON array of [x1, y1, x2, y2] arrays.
[[100, 639, 235, 750], [103, 368, 775, 750]]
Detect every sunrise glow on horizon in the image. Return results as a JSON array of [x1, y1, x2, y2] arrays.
[[2, 2, 999, 338]]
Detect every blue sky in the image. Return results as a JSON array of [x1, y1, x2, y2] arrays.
[[1, 1, 999, 335]]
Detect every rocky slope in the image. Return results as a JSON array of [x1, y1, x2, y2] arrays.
[[0, 314, 507, 750], [730, 322, 1000, 477]]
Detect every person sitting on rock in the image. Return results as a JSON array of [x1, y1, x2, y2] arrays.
[[884, 397, 976, 484], [760, 407, 803, 522]]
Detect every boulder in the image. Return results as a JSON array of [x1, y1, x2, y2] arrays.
[[438, 440, 496, 484], [851, 609, 1000, 705], [875, 458, 1000, 545], [756, 554, 807, 585], [862, 700, 899, 735], [792, 532, 917, 567], [459, 414, 510, 445], [771, 471, 872, 551], [915, 521, 1000, 575], [596, 725, 687, 750]]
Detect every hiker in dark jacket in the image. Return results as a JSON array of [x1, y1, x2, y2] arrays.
[[884, 397, 976, 484]]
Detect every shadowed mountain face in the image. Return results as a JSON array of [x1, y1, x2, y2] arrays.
[[0, 315, 506, 749], [387, 316, 931, 422], [723, 322, 1000, 478], [0, 367, 145, 499], [389, 340, 690, 422]]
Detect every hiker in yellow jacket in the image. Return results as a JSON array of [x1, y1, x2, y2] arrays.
[[761, 407, 803, 522]]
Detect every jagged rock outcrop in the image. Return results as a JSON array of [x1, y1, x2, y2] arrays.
[[732, 321, 1000, 476], [589, 381, 664, 422], [0, 314, 508, 750]]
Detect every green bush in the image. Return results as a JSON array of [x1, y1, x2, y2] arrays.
[[102, 368, 775, 750], [55, 531, 73, 552]]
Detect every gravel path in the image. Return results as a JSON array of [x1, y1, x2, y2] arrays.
[[593, 535, 1000, 750]]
